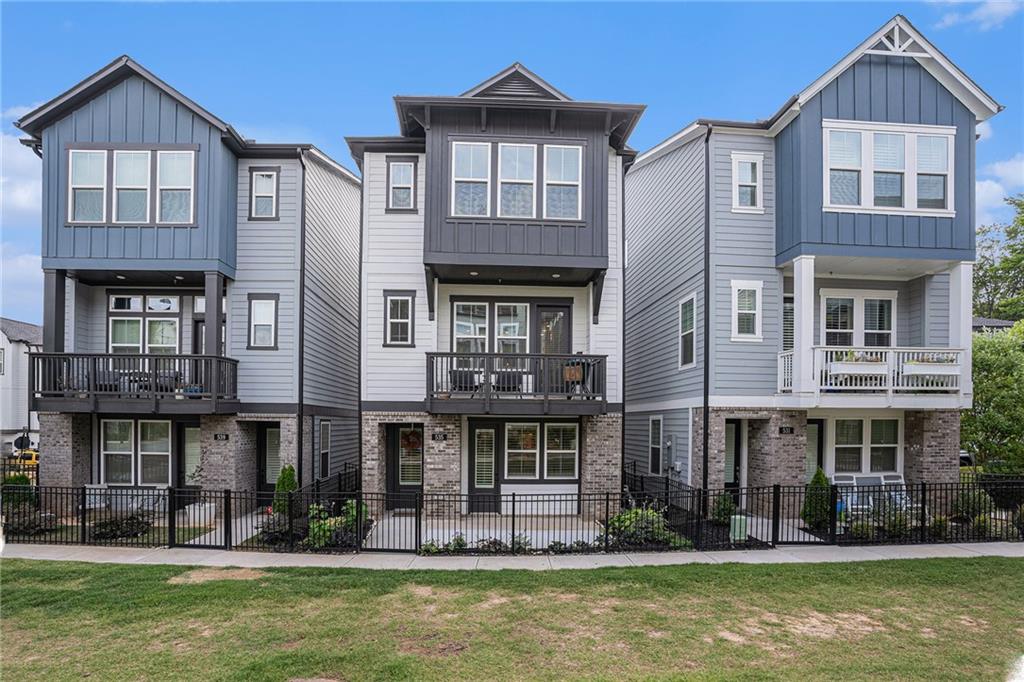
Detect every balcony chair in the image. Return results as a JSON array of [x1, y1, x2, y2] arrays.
[[449, 368, 481, 396]]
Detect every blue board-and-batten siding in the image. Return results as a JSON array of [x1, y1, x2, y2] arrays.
[[775, 54, 975, 265], [39, 75, 237, 275]]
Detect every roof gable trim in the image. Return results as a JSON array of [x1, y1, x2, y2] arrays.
[[461, 63, 571, 101]]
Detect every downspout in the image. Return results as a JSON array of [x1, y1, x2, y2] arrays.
[[619, 153, 628, 484], [296, 149, 308, 486], [701, 124, 712, 491]]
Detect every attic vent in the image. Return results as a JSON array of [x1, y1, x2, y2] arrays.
[[865, 24, 930, 59], [475, 72, 557, 99]]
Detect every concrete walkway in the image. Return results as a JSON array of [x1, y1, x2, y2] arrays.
[[2, 541, 1021, 570]]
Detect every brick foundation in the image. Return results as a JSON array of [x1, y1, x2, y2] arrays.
[[37, 412, 91, 487], [692, 408, 808, 490], [581, 413, 623, 495], [904, 410, 960, 485]]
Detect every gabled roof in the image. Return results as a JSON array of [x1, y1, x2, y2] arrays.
[[461, 63, 571, 101], [0, 318, 43, 346]]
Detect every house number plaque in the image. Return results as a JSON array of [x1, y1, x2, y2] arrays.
[[431, 433, 448, 442], [778, 427, 794, 435], [214, 433, 230, 441]]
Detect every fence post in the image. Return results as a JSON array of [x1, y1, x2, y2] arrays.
[[828, 485, 839, 545], [919, 481, 928, 542], [287, 491, 295, 552], [415, 492, 422, 553], [336, 470, 343, 493], [223, 489, 232, 551], [167, 487, 177, 548], [314, 477, 321, 503], [511, 492, 516, 554], [771, 484, 781, 547], [79, 486, 88, 544], [604, 492, 611, 553], [664, 476, 669, 510], [695, 488, 704, 551], [356, 489, 363, 552]]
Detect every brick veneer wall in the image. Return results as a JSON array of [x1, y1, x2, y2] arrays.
[[37, 412, 91, 487], [903, 410, 960, 485], [197, 415, 258, 492], [691, 408, 808, 490], [581, 413, 622, 495], [360, 412, 463, 501]]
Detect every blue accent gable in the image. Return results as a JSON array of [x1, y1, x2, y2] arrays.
[[775, 54, 976, 265]]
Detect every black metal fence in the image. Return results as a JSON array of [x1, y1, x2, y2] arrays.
[[1, 461, 39, 485]]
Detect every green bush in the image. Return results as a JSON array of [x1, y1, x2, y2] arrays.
[[801, 468, 832, 532], [971, 514, 994, 538], [305, 503, 343, 549], [928, 515, 950, 540], [90, 514, 151, 540], [445, 533, 468, 553], [882, 512, 911, 539], [710, 495, 737, 527], [272, 465, 297, 515], [338, 499, 368, 532], [952, 487, 994, 521], [512, 533, 532, 554], [2, 473, 36, 506], [849, 520, 875, 541], [419, 540, 441, 555], [606, 506, 690, 549]]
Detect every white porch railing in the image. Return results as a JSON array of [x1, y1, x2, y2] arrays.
[[778, 347, 963, 394]]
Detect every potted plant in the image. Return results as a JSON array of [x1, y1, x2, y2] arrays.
[[902, 352, 960, 376], [828, 350, 887, 376]]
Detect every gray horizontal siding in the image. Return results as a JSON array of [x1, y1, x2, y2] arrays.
[[314, 416, 359, 480], [624, 409, 690, 484]]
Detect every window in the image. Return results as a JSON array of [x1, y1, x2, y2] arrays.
[[387, 159, 415, 210], [731, 151, 763, 212], [109, 295, 143, 312], [496, 303, 529, 354], [398, 427, 423, 486], [545, 423, 578, 479], [182, 427, 201, 484], [250, 169, 278, 219], [834, 419, 863, 473], [782, 295, 794, 352], [319, 421, 331, 478], [505, 423, 539, 479], [824, 297, 855, 346], [101, 420, 134, 485], [139, 420, 171, 486], [146, 295, 179, 313], [113, 150, 150, 223], [474, 429, 496, 488], [821, 289, 897, 347], [544, 145, 582, 220], [192, 296, 225, 315], [109, 318, 143, 354], [832, 418, 901, 474], [498, 144, 536, 218], [870, 419, 899, 472], [248, 296, 277, 349], [823, 120, 955, 215], [451, 142, 490, 217], [649, 416, 663, 475], [678, 294, 696, 368], [0, 349, 4, 376], [863, 299, 893, 347], [157, 150, 194, 223], [454, 302, 488, 355], [68, 150, 107, 222], [731, 280, 763, 341], [384, 292, 414, 346], [146, 319, 179, 354]]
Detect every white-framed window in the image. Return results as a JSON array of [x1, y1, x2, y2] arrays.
[[146, 295, 179, 313], [249, 297, 277, 348], [387, 160, 415, 210], [831, 417, 901, 474], [101, 419, 134, 485], [454, 302, 488, 354], [474, 428, 496, 489], [146, 319, 179, 355], [251, 170, 278, 219], [398, 426, 423, 486], [451, 141, 490, 217], [544, 423, 578, 479], [870, 419, 899, 472], [820, 289, 897, 347], [156, 150, 195, 224], [649, 416, 663, 476], [109, 318, 143, 354], [113, 150, 150, 223], [544, 145, 582, 220], [0, 349, 5, 376], [678, 293, 696, 369], [109, 295, 143, 312], [319, 421, 331, 478], [138, 420, 171, 486], [731, 151, 763, 213], [385, 294, 414, 346], [192, 296, 226, 315], [498, 143, 536, 218], [68, 149, 107, 223], [495, 303, 529, 354], [823, 120, 955, 216], [730, 280, 763, 342], [505, 423, 539, 479], [782, 294, 794, 352], [833, 418, 864, 473]]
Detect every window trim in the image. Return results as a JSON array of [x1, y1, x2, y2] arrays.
[[819, 288, 898, 348], [731, 151, 764, 214], [649, 415, 663, 476], [319, 420, 331, 478], [67, 149, 108, 224], [138, 419, 172, 487], [112, 150, 151, 224], [100, 419, 135, 486], [454, 301, 490, 354], [822, 119, 955, 217], [782, 294, 794, 352], [504, 422, 540, 480], [828, 416, 903, 475], [543, 423, 579, 480], [247, 293, 279, 350], [678, 292, 697, 369], [383, 290, 416, 348], [450, 141, 491, 218], [497, 143, 537, 219], [386, 156, 418, 213], [108, 317, 144, 354], [495, 302, 530, 355], [145, 318, 180, 355], [248, 166, 280, 221], [542, 144, 583, 221], [156, 149, 196, 225], [730, 280, 764, 342]]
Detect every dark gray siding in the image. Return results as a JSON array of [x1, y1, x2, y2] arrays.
[[39, 75, 237, 275], [314, 415, 358, 480], [776, 54, 975, 264]]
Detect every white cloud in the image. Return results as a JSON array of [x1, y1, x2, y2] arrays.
[[1, 102, 43, 122], [0, 242, 43, 324], [1, 132, 42, 227], [934, 0, 1022, 30], [976, 179, 1009, 226], [976, 121, 993, 142], [984, 152, 1024, 189]]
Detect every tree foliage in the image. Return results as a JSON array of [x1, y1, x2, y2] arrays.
[[974, 194, 1024, 321], [961, 321, 1024, 473]]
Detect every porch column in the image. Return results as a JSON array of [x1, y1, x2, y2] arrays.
[[42, 269, 66, 352], [948, 262, 973, 398], [792, 255, 815, 394], [203, 271, 225, 357]]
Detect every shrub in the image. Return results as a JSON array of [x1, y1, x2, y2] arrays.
[[419, 540, 441, 555], [952, 487, 994, 521], [337, 499, 368, 532], [259, 512, 305, 547], [882, 512, 911, 539], [605, 506, 690, 549], [90, 514, 151, 540], [445, 533, 467, 553], [3, 505, 56, 535], [570, 539, 594, 553], [801, 468, 832, 532], [547, 541, 568, 554], [928, 515, 950, 540], [305, 503, 343, 549], [512, 533, 532, 554], [710, 495, 737, 527], [971, 514, 994, 539], [849, 520, 875, 541], [2, 474, 36, 506], [476, 537, 510, 553], [272, 465, 297, 515]]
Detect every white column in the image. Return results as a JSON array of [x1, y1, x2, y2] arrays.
[[948, 261, 973, 397], [793, 255, 816, 394]]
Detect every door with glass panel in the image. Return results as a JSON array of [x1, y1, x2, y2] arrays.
[[535, 304, 572, 396], [175, 424, 202, 509], [468, 421, 501, 512], [452, 303, 488, 395], [257, 423, 282, 505], [724, 420, 742, 493], [385, 424, 423, 510], [494, 303, 529, 396], [805, 420, 825, 483]]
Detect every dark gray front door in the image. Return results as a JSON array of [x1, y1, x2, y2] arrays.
[[468, 421, 501, 513], [385, 424, 423, 510]]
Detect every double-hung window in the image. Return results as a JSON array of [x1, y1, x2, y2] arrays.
[[731, 280, 763, 341], [821, 289, 896, 347], [250, 169, 278, 219], [454, 303, 488, 368], [496, 302, 528, 357], [873, 133, 905, 207], [139, 420, 171, 486], [505, 423, 539, 479], [101, 420, 134, 485], [678, 294, 696, 368], [109, 318, 143, 354], [384, 293, 414, 346], [731, 152, 763, 212], [832, 418, 900, 473], [545, 423, 578, 479], [146, 319, 179, 355], [157, 151, 195, 224], [319, 421, 331, 478], [827, 130, 862, 206], [834, 419, 864, 473], [387, 159, 415, 210], [917, 136, 949, 209], [870, 419, 899, 472], [68, 150, 107, 223], [544, 145, 582, 220], [113, 151, 150, 223], [248, 296, 278, 349], [451, 142, 490, 217], [498, 144, 536, 218], [649, 416, 663, 475]]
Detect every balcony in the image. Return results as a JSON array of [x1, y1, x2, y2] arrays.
[[29, 353, 239, 414], [426, 352, 608, 415]]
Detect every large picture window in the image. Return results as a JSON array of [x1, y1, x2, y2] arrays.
[[498, 144, 536, 218], [68, 150, 107, 223], [544, 145, 582, 220], [451, 142, 490, 217]]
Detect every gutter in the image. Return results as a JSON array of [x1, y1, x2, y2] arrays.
[[701, 124, 712, 491], [296, 148, 308, 486]]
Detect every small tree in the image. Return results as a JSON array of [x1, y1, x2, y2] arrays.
[[962, 321, 1024, 474], [801, 467, 832, 532], [272, 464, 297, 514]]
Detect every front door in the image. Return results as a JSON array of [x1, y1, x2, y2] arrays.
[[468, 421, 501, 513], [536, 304, 571, 394], [385, 424, 423, 510], [806, 419, 825, 482], [257, 423, 282, 504], [724, 420, 742, 492]]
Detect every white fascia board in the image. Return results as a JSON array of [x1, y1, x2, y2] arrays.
[[631, 122, 705, 171]]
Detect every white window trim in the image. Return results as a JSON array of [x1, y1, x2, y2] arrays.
[[544, 423, 579, 480], [827, 416, 903, 475], [730, 280, 763, 342], [319, 421, 331, 478], [146, 295, 180, 313], [495, 302, 530, 354], [454, 302, 489, 353], [385, 295, 413, 346], [68, 149, 108, 224], [678, 292, 697, 369], [156, 150, 196, 224], [108, 317, 143, 354], [138, 419, 172, 486], [249, 299, 277, 348], [504, 423, 540, 480], [450, 141, 491, 218], [100, 419, 134, 486], [397, 426, 424, 486], [474, 428, 497, 489], [649, 415, 663, 476], [822, 119, 955, 218], [731, 151, 764, 214], [112, 150, 151, 224], [497, 143, 537, 219], [819, 288, 898, 347], [251, 170, 278, 218], [108, 295, 143, 313], [543, 144, 583, 221], [145, 318, 179, 355], [387, 161, 415, 210]]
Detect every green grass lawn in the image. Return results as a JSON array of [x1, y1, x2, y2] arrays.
[[1, 557, 1022, 681]]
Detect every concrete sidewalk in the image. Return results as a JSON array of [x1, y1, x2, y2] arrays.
[[2, 541, 1022, 570]]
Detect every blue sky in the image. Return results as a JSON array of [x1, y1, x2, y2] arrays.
[[2, 1, 1022, 324]]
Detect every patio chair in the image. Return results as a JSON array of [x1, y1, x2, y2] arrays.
[[449, 369, 480, 396], [491, 370, 524, 397]]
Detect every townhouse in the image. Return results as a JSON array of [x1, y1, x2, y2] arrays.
[[624, 16, 1001, 491], [15, 57, 361, 495], [1, 318, 43, 455], [348, 65, 642, 505]]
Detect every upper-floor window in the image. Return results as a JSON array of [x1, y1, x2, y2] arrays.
[[387, 158, 416, 211], [250, 168, 279, 220], [454, 302, 489, 354], [731, 151, 763, 213], [248, 295, 278, 349], [157, 151, 195, 224], [69, 150, 107, 223], [823, 120, 955, 215], [451, 142, 490, 217], [678, 293, 696, 369], [544, 145, 582, 220], [821, 289, 896, 347], [498, 144, 536, 218], [107, 294, 179, 355], [114, 151, 150, 223], [384, 291, 415, 347], [730, 280, 763, 342]]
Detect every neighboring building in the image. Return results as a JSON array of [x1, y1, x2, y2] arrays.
[[14, 56, 361, 493], [348, 64, 642, 503], [972, 316, 1015, 333], [1, 318, 43, 455], [624, 16, 1001, 489]]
